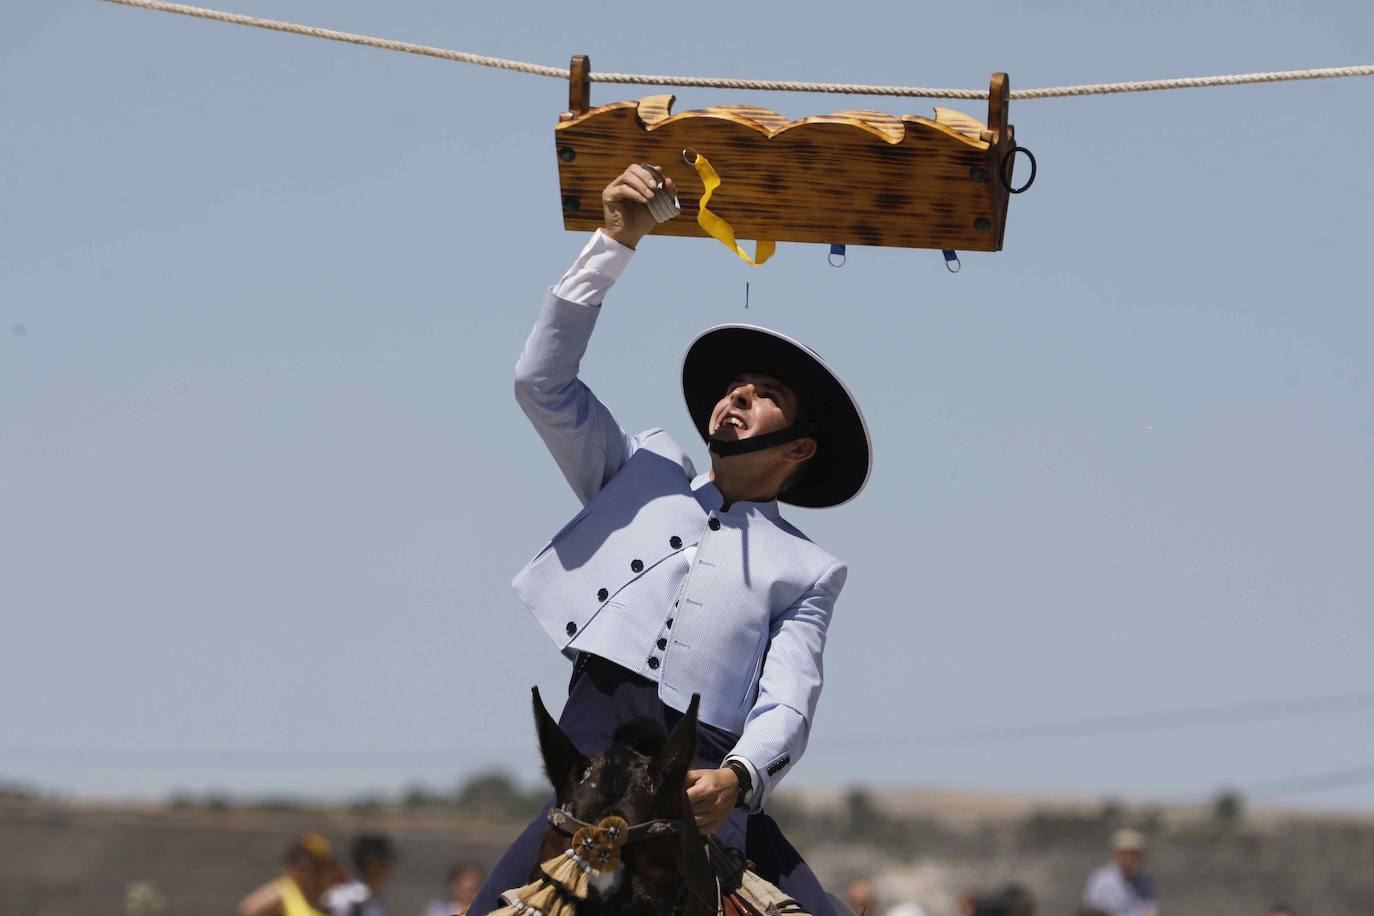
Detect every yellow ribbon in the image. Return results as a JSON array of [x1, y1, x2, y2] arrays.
[[688, 151, 775, 267]]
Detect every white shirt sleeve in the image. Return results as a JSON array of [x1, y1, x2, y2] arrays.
[[551, 229, 636, 306]]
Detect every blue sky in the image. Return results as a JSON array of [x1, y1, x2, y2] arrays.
[[3, 0, 1373, 811]]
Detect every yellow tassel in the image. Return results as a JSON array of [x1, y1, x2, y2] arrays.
[[545, 850, 592, 901], [489, 817, 629, 916], [489, 850, 592, 916]]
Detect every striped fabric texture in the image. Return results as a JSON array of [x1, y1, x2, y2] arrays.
[[510, 290, 846, 810]]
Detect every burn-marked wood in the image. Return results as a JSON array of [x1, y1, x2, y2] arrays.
[[561, 54, 591, 123], [555, 74, 1018, 253], [984, 72, 1012, 251]]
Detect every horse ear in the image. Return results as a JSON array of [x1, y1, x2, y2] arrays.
[[532, 686, 586, 799], [660, 693, 700, 778]]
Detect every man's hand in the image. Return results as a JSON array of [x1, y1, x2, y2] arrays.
[[685, 766, 739, 835], [602, 163, 677, 250]]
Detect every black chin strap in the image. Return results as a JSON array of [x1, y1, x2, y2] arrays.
[[708, 423, 816, 457]]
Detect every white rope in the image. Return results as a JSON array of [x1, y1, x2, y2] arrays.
[[101, 0, 1374, 102], [1011, 66, 1374, 100], [100, 0, 570, 78]]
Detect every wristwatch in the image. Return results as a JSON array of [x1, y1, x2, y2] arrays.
[[724, 759, 753, 809]]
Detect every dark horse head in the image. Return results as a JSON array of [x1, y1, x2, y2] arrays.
[[528, 687, 716, 916]]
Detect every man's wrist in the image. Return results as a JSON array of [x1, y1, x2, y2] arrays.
[[724, 760, 752, 808], [602, 226, 644, 250]]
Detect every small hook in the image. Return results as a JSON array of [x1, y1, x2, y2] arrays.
[[828, 243, 846, 268], [942, 249, 961, 273]]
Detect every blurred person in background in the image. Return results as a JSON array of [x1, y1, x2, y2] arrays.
[[1083, 828, 1160, 916], [421, 864, 485, 916], [239, 833, 340, 916], [885, 903, 929, 916], [325, 834, 397, 916], [826, 892, 858, 916], [969, 884, 1035, 916], [843, 877, 877, 914]]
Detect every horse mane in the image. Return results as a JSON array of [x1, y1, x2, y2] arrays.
[[611, 716, 668, 756]]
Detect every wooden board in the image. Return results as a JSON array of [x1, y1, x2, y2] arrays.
[[554, 78, 1014, 253]]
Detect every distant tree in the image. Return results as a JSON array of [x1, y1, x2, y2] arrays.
[[844, 787, 884, 838], [349, 793, 386, 813], [1212, 789, 1244, 828], [1020, 807, 1110, 847], [1096, 797, 1124, 826], [402, 783, 446, 809], [251, 796, 305, 813], [0, 781, 37, 801], [454, 771, 546, 818]]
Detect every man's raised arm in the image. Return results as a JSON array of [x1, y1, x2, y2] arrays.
[[513, 164, 677, 505]]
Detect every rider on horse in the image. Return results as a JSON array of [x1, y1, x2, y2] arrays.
[[467, 164, 872, 916]]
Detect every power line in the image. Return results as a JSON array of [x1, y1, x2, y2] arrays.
[[0, 743, 523, 771], [5, 687, 1372, 768], [811, 688, 1374, 752], [1244, 763, 1374, 801], [100, 0, 1374, 102]]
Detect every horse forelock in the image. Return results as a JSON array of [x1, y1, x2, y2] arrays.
[[593, 743, 654, 812], [611, 716, 668, 756]]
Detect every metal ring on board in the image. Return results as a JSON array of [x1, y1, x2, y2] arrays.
[[682, 148, 699, 165], [999, 145, 1037, 194]]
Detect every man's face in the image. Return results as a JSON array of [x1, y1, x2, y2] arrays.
[[1114, 848, 1144, 880], [709, 373, 801, 445]]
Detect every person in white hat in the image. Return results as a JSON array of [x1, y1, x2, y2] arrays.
[[465, 164, 872, 916], [1082, 828, 1160, 916]]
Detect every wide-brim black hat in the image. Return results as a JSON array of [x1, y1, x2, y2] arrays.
[[681, 324, 871, 509]]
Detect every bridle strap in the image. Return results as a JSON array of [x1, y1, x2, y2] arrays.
[[546, 807, 715, 915], [547, 806, 682, 845]]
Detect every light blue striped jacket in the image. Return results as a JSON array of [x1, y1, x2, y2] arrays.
[[511, 291, 847, 810]]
